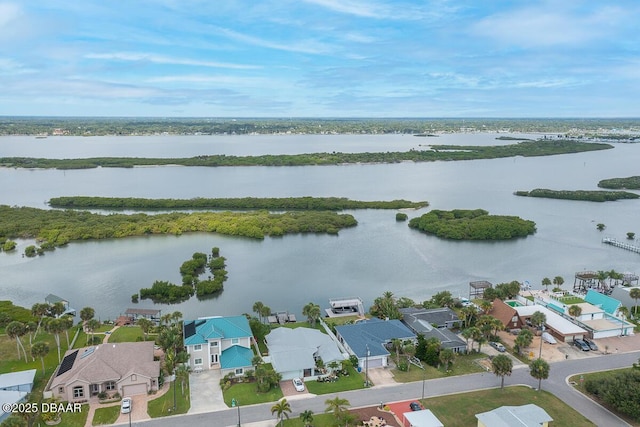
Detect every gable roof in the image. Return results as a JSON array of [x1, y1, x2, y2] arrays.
[[335, 318, 415, 358], [49, 342, 159, 390], [184, 315, 252, 346], [585, 290, 621, 315], [266, 327, 345, 373], [490, 299, 519, 327], [475, 404, 552, 427], [0, 369, 36, 390], [399, 307, 460, 328], [220, 345, 254, 370]]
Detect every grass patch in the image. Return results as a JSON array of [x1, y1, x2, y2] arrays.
[[392, 352, 486, 382], [424, 386, 595, 427], [282, 413, 337, 426], [305, 366, 366, 395], [148, 380, 190, 417], [58, 404, 89, 427], [223, 381, 284, 406], [108, 326, 144, 343], [556, 296, 584, 305], [92, 405, 120, 426]]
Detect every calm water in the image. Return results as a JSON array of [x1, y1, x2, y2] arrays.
[[1, 133, 639, 320]]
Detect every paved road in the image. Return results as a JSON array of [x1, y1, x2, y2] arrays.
[[119, 350, 640, 427]]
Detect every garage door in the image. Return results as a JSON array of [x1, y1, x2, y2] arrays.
[[364, 357, 384, 368], [122, 383, 147, 396]]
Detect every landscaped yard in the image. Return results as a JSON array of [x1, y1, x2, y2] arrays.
[[148, 380, 191, 417], [423, 386, 594, 426], [556, 296, 584, 305], [108, 325, 144, 342], [222, 381, 284, 406], [92, 405, 120, 426], [391, 352, 486, 382], [305, 366, 366, 394], [281, 412, 342, 427], [56, 403, 89, 427]]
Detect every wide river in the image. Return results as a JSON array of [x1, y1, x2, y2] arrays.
[[1, 133, 639, 321]]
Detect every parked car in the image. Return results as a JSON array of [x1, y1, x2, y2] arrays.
[[409, 401, 422, 411], [121, 397, 132, 414], [489, 341, 506, 352], [583, 338, 598, 351], [541, 332, 557, 344], [573, 339, 590, 351], [292, 377, 305, 392]]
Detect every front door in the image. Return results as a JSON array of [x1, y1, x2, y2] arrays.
[[89, 384, 100, 395], [211, 354, 219, 364]]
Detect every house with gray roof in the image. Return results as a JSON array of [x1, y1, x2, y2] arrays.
[[47, 342, 159, 402], [183, 315, 254, 376], [266, 327, 345, 380], [335, 318, 415, 369], [400, 308, 467, 353], [476, 404, 552, 427], [400, 307, 462, 329]]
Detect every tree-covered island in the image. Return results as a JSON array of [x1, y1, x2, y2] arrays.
[[0, 206, 357, 253], [408, 209, 536, 240], [48, 196, 428, 210], [0, 140, 612, 169], [598, 176, 640, 190], [515, 189, 640, 202]]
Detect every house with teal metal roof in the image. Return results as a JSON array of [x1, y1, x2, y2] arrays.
[[183, 315, 254, 376], [584, 290, 621, 315]]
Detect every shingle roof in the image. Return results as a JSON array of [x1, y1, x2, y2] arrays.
[[220, 345, 254, 370], [335, 318, 415, 358], [475, 404, 553, 427], [585, 290, 621, 315], [49, 342, 159, 390], [399, 307, 460, 328], [266, 327, 345, 373], [490, 299, 519, 327], [184, 315, 252, 346]]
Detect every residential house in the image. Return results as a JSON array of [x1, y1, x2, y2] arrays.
[[476, 404, 552, 427], [514, 305, 587, 343], [183, 315, 254, 377], [584, 290, 621, 316], [47, 342, 160, 401], [400, 308, 466, 353], [403, 409, 445, 427], [265, 327, 345, 380], [490, 299, 522, 330], [335, 318, 415, 369], [0, 370, 36, 422]]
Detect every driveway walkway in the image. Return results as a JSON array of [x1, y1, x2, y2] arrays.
[[189, 369, 227, 414]]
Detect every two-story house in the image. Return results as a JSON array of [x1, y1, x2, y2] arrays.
[[183, 315, 254, 377]]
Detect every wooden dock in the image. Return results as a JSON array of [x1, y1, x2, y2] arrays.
[[602, 237, 640, 254]]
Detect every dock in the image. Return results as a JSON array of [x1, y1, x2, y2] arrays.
[[268, 311, 296, 325], [602, 237, 640, 254], [325, 296, 365, 318]]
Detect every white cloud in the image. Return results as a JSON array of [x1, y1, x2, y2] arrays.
[[85, 52, 261, 70], [0, 2, 21, 28], [301, 0, 386, 18], [214, 26, 331, 55]]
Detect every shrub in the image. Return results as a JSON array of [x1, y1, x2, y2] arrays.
[[396, 212, 408, 221]]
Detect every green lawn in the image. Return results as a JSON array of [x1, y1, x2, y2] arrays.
[[282, 413, 338, 427], [424, 386, 594, 427], [305, 366, 366, 395], [148, 381, 191, 417], [92, 405, 120, 426], [108, 326, 144, 342], [223, 381, 284, 406], [391, 352, 485, 382], [556, 296, 584, 305], [58, 404, 89, 427]]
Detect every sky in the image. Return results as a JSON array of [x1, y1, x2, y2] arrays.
[[0, 0, 639, 117]]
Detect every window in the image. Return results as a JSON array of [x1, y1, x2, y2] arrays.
[[194, 344, 202, 351], [195, 358, 203, 365], [231, 338, 239, 344], [235, 368, 243, 375], [131, 374, 136, 381], [105, 381, 115, 391], [58, 386, 64, 394], [210, 341, 218, 347], [73, 386, 84, 398]]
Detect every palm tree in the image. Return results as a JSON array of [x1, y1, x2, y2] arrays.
[[31, 302, 50, 337], [31, 342, 49, 374], [302, 302, 321, 327], [6, 321, 28, 362], [439, 348, 455, 370], [86, 319, 100, 345], [271, 398, 292, 427], [300, 410, 314, 427], [45, 318, 64, 363], [541, 277, 552, 292], [630, 288, 640, 317], [618, 306, 629, 336], [175, 364, 191, 396], [260, 305, 272, 323], [568, 305, 582, 318], [325, 395, 350, 420], [461, 327, 475, 352], [552, 276, 564, 290], [253, 301, 265, 323], [137, 318, 154, 341], [60, 316, 74, 349], [391, 338, 403, 364], [478, 300, 492, 314], [596, 270, 609, 289], [460, 306, 477, 328], [530, 311, 546, 331], [514, 329, 533, 355], [79, 306, 95, 324], [492, 354, 513, 389], [530, 358, 550, 391], [25, 321, 37, 355]]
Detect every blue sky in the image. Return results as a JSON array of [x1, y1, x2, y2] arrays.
[[1, 0, 639, 117]]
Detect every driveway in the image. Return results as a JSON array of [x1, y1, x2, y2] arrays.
[[189, 369, 227, 413], [368, 367, 396, 387]]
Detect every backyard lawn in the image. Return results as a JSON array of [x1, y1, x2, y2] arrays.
[[108, 325, 144, 342], [92, 405, 120, 426]]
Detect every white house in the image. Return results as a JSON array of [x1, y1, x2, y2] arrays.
[[183, 315, 254, 376]]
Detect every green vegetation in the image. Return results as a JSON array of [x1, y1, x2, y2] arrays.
[[573, 367, 640, 423], [598, 176, 640, 189], [0, 205, 357, 251], [424, 386, 594, 427], [91, 405, 120, 426], [409, 209, 536, 240], [305, 366, 365, 394], [0, 140, 612, 169], [392, 352, 486, 382], [222, 381, 284, 406], [148, 381, 190, 417], [49, 196, 428, 211], [107, 326, 143, 343], [515, 188, 639, 202], [58, 404, 89, 427], [395, 212, 408, 221]]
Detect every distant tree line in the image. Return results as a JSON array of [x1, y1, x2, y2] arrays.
[[598, 176, 640, 190], [515, 188, 639, 202], [0, 140, 612, 169], [0, 205, 357, 254], [48, 196, 428, 211], [409, 209, 536, 240]]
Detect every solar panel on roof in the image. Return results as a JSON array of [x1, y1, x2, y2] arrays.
[[184, 321, 196, 339], [195, 319, 206, 327], [80, 347, 95, 359], [56, 350, 79, 377]]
